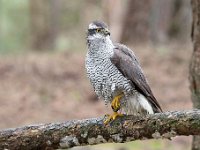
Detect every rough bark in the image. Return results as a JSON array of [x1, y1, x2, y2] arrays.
[[0, 110, 200, 149], [190, 0, 200, 150]]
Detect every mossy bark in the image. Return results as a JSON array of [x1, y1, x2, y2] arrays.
[[0, 110, 200, 149], [190, 0, 200, 150]]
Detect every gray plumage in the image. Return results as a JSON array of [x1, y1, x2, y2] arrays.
[[85, 21, 162, 115]]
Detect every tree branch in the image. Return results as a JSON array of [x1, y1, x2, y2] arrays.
[[0, 110, 200, 149]]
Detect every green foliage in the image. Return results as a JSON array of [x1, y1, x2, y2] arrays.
[[0, 0, 104, 53], [0, 0, 29, 53], [86, 139, 190, 150]]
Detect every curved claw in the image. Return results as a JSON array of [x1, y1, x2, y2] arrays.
[[104, 112, 123, 124]]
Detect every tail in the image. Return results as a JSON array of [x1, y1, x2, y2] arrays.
[[146, 95, 163, 113]]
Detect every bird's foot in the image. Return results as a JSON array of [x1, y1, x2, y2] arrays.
[[104, 112, 123, 125], [111, 94, 123, 112]]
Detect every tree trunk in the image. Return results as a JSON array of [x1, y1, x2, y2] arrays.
[[167, 0, 192, 42], [149, 0, 173, 44], [190, 0, 200, 150], [120, 0, 151, 44], [29, 0, 59, 51], [102, 0, 128, 42], [120, 0, 192, 44]]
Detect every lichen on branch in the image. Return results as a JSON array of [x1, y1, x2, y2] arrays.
[[0, 109, 200, 149]]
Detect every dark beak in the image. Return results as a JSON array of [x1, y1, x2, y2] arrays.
[[104, 29, 110, 36]]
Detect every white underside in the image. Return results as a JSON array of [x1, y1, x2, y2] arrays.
[[124, 93, 154, 115]]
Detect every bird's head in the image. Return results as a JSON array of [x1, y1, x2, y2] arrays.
[[87, 21, 110, 41]]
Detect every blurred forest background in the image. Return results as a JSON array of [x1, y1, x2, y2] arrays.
[[0, 0, 194, 150]]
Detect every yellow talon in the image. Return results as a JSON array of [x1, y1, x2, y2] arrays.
[[104, 112, 123, 124], [111, 94, 123, 112], [104, 94, 124, 124]]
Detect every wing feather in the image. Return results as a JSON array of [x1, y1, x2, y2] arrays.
[[110, 43, 162, 113]]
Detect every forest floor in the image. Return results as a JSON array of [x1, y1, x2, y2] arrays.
[[0, 44, 193, 150]]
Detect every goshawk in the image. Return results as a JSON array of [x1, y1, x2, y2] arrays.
[[85, 21, 162, 124]]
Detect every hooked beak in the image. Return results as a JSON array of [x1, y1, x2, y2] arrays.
[[104, 29, 110, 36]]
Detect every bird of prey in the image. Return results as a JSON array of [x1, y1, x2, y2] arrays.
[[85, 21, 162, 124]]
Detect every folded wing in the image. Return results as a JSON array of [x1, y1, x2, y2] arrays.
[[110, 43, 162, 113]]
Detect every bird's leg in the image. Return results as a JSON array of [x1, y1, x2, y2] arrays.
[[111, 94, 123, 112], [104, 94, 124, 124]]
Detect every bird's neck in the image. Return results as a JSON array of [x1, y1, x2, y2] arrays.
[[87, 36, 114, 58]]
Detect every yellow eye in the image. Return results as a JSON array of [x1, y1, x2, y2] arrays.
[[96, 29, 100, 32]]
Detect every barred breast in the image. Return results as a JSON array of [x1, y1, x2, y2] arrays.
[[85, 50, 134, 104]]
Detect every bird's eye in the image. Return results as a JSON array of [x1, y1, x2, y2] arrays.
[[96, 29, 100, 32]]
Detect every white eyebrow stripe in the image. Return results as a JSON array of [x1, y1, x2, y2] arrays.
[[89, 24, 98, 29]]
